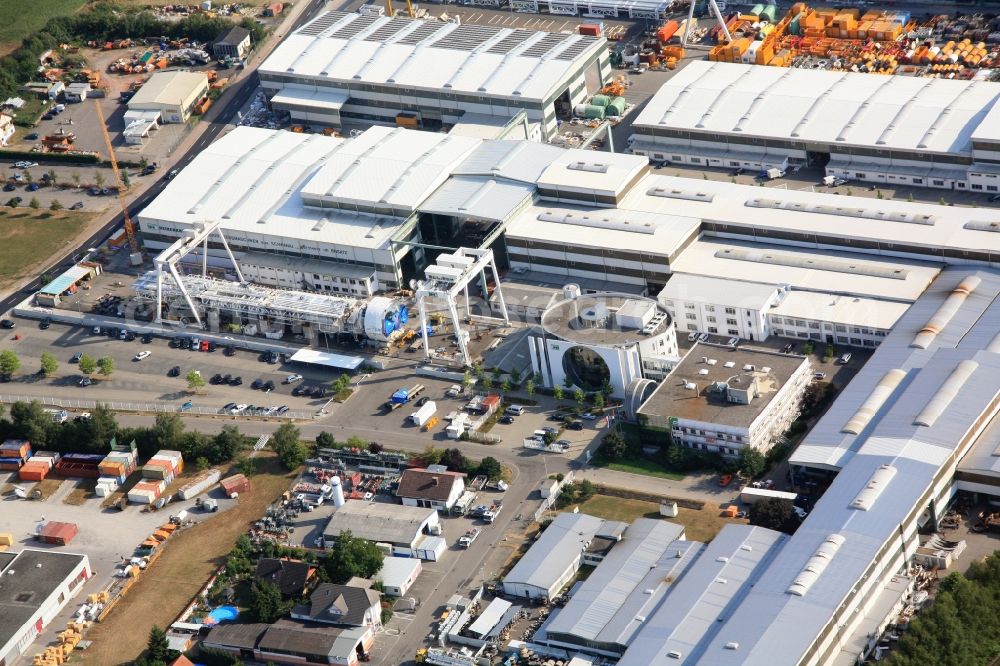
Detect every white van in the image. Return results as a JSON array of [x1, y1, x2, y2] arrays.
[[505, 405, 525, 416]]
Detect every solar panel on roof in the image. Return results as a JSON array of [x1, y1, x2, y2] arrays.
[[486, 29, 535, 54], [396, 21, 447, 45], [434, 24, 502, 51], [521, 33, 569, 57], [297, 11, 344, 36], [365, 18, 413, 42], [555, 37, 595, 61], [328, 14, 380, 39]]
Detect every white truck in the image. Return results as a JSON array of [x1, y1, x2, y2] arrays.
[[410, 401, 437, 427], [458, 528, 480, 548], [739, 487, 798, 505], [483, 500, 503, 523]]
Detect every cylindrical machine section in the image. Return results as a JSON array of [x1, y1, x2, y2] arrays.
[[361, 296, 404, 342], [330, 476, 345, 508]]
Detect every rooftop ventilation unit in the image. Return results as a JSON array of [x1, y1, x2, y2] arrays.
[[647, 187, 714, 203], [745, 198, 936, 226], [567, 161, 609, 174], [714, 247, 909, 280], [964, 221, 1000, 233], [911, 275, 981, 349], [914, 360, 979, 428], [536, 211, 658, 235]]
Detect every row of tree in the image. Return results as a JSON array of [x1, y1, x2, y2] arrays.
[[597, 429, 768, 479], [0, 349, 113, 379]]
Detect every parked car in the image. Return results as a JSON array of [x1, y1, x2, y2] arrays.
[[39, 318, 51, 330], [224, 346, 236, 356], [210, 373, 223, 385], [141, 334, 153, 344], [292, 385, 306, 396], [25, 133, 38, 141], [168, 365, 181, 377], [133, 350, 151, 361], [837, 353, 852, 365], [251, 378, 264, 389], [79, 376, 92, 386], [71, 201, 83, 211], [223, 402, 237, 412], [14, 161, 38, 169], [230, 376, 242, 386], [719, 474, 733, 487], [0, 319, 15, 329], [26, 183, 39, 192], [498, 415, 515, 425], [180, 400, 193, 411], [416, 396, 429, 407], [70, 352, 82, 363], [263, 380, 275, 392], [813, 372, 827, 380], [284, 373, 303, 384], [2, 183, 14, 192], [165, 169, 179, 181]]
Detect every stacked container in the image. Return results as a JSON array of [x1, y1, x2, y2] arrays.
[[128, 479, 167, 504], [19, 456, 53, 481], [0, 439, 32, 472], [143, 450, 183, 483]]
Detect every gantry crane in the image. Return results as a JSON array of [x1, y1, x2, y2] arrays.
[[94, 100, 143, 266]]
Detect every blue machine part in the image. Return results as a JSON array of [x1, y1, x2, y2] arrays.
[[399, 305, 408, 324], [383, 317, 396, 337]]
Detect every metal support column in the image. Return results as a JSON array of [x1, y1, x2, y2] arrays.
[[489, 258, 510, 325], [418, 295, 431, 363], [216, 228, 245, 283], [167, 263, 202, 328]]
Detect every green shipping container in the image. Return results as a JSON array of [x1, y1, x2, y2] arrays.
[[789, 14, 801, 35], [584, 105, 606, 120], [605, 97, 627, 117], [760, 5, 776, 21], [590, 94, 611, 107], [751, 3, 764, 16]]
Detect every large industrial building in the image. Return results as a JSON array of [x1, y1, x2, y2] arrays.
[[629, 60, 1000, 190], [0, 550, 92, 665], [258, 11, 610, 140]]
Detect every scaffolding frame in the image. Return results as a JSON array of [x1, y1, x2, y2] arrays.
[[415, 248, 509, 368]]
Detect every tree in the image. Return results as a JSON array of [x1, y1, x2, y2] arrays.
[[321, 530, 385, 583], [195, 456, 211, 472], [139, 157, 149, 171], [315, 431, 337, 450], [481, 376, 493, 391], [71, 172, 81, 188], [421, 445, 444, 466], [121, 171, 130, 189], [573, 388, 585, 406], [46, 168, 56, 185], [39, 352, 57, 377], [500, 379, 511, 393], [553, 386, 564, 401], [186, 370, 206, 391], [151, 412, 184, 450], [246, 579, 290, 623], [10, 400, 52, 448], [146, 625, 170, 663], [208, 425, 245, 463], [0, 349, 21, 377], [491, 367, 502, 380], [95, 172, 105, 188], [440, 447, 469, 473], [510, 368, 521, 384], [737, 447, 766, 479], [49, 200, 63, 211], [22, 171, 31, 184], [77, 353, 96, 376], [97, 356, 114, 378], [748, 498, 800, 534], [477, 456, 502, 481], [238, 456, 259, 476], [29, 197, 40, 209], [563, 375, 573, 388], [346, 435, 368, 451], [592, 393, 604, 409], [462, 371, 474, 390], [600, 378, 613, 397], [600, 430, 628, 460], [270, 423, 306, 470]]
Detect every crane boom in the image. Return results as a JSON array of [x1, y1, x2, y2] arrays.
[[93, 100, 142, 265]]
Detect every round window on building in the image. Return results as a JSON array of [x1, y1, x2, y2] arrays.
[[562, 346, 611, 392]]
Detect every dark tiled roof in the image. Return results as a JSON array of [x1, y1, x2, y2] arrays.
[[217, 26, 251, 46], [293, 583, 380, 626], [255, 558, 312, 597], [204, 623, 268, 650], [395, 468, 463, 501]]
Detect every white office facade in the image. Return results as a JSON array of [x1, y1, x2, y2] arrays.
[[258, 11, 611, 140]]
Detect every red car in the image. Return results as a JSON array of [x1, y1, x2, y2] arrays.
[[719, 474, 733, 487]]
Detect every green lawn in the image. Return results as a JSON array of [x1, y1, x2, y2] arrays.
[[591, 453, 686, 481], [0, 0, 87, 56], [0, 209, 92, 288]]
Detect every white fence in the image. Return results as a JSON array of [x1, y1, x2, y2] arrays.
[[0, 394, 313, 421]]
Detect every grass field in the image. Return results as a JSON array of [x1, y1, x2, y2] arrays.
[[0, 209, 93, 290], [0, 0, 87, 56], [31, 477, 65, 500], [81, 454, 296, 666], [63, 478, 97, 505], [590, 453, 686, 481], [575, 494, 747, 542]]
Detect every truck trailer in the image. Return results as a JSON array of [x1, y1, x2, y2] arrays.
[[410, 401, 437, 427], [739, 487, 798, 505]]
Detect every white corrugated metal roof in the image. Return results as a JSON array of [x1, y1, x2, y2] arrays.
[[300, 126, 481, 214], [129, 70, 207, 107], [768, 291, 910, 331], [260, 11, 605, 102], [537, 150, 648, 197], [544, 519, 692, 649], [633, 61, 1000, 156], [452, 140, 567, 183], [270, 88, 348, 110], [618, 525, 787, 665], [659, 274, 778, 311], [503, 512, 605, 593], [418, 176, 534, 221]]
